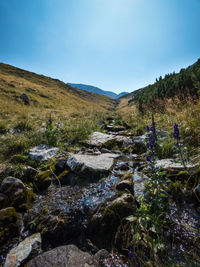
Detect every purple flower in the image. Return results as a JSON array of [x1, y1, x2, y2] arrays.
[[172, 123, 180, 140], [146, 155, 151, 162], [150, 122, 156, 134], [146, 125, 150, 132], [128, 250, 133, 259], [149, 135, 156, 151]]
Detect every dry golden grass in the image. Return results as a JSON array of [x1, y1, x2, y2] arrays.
[[117, 95, 200, 154], [0, 63, 114, 128], [0, 63, 116, 164]]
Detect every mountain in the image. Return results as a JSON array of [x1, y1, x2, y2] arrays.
[[121, 59, 200, 105], [68, 83, 128, 99]]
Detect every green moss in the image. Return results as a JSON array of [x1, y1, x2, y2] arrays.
[[58, 170, 69, 179], [38, 169, 52, 180], [26, 188, 37, 204], [0, 207, 20, 245], [103, 139, 118, 150]]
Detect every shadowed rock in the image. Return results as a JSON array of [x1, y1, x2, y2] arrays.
[[26, 244, 99, 267]]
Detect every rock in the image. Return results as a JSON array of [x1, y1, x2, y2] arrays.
[[26, 245, 99, 267], [114, 161, 130, 171], [100, 148, 111, 153], [21, 166, 38, 182], [116, 179, 133, 193], [133, 171, 149, 200], [20, 93, 29, 105], [132, 135, 146, 153], [87, 132, 116, 147], [0, 193, 8, 209], [155, 159, 198, 174], [114, 135, 134, 147], [54, 159, 68, 174], [67, 153, 120, 180], [0, 207, 20, 246], [194, 184, 200, 201], [29, 144, 59, 161], [0, 177, 26, 209], [88, 193, 135, 249], [27, 176, 119, 248], [4, 233, 42, 267], [95, 251, 129, 266], [0, 177, 36, 210]]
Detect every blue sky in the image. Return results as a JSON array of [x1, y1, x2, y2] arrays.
[[0, 0, 200, 93]]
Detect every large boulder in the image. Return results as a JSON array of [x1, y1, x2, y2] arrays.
[[26, 245, 99, 267], [0, 177, 26, 209], [26, 176, 118, 248], [4, 233, 42, 267], [88, 193, 135, 249], [0, 177, 36, 210], [67, 153, 120, 180], [29, 144, 59, 161], [0, 207, 20, 246]]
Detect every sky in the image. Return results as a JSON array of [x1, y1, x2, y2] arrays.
[[0, 0, 200, 94]]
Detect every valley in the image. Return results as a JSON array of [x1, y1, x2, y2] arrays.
[[0, 63, 199, 267]]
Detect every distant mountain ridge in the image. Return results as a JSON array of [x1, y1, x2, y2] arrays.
[[68, 83, 128, 99]]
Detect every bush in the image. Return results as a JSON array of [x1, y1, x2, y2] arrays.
[[0, 123, 8, 134], [14, 120, 32, 132]]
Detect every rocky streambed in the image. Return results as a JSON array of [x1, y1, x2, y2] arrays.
[[0, 118, 199, 266]]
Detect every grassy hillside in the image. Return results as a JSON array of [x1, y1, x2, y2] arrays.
[[0, 63, 114, 164], [117, 60, 200, 159], [0, 63, 114, 123], [122, 59, 200, 109]]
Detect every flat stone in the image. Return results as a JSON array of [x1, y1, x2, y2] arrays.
[[155, 159, 197, 172], [4, 233, 42, 267], [29, 144, 59, 161], [67, 153, 120, 179], [26, 245, 99, 267], [87, 132, 116, 147]]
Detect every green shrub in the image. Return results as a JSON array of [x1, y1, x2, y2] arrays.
[[156, 139, 174, 159], [0, 123, 8, 134], [14, 120, 32, 132]]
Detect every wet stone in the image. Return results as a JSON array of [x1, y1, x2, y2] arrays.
[[133, 171, 149, 201]]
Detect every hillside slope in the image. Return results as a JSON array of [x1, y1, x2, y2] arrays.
[[121, 59, 200, 105], [0, 63, 114, 124], [68, 83, 128, 99]]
